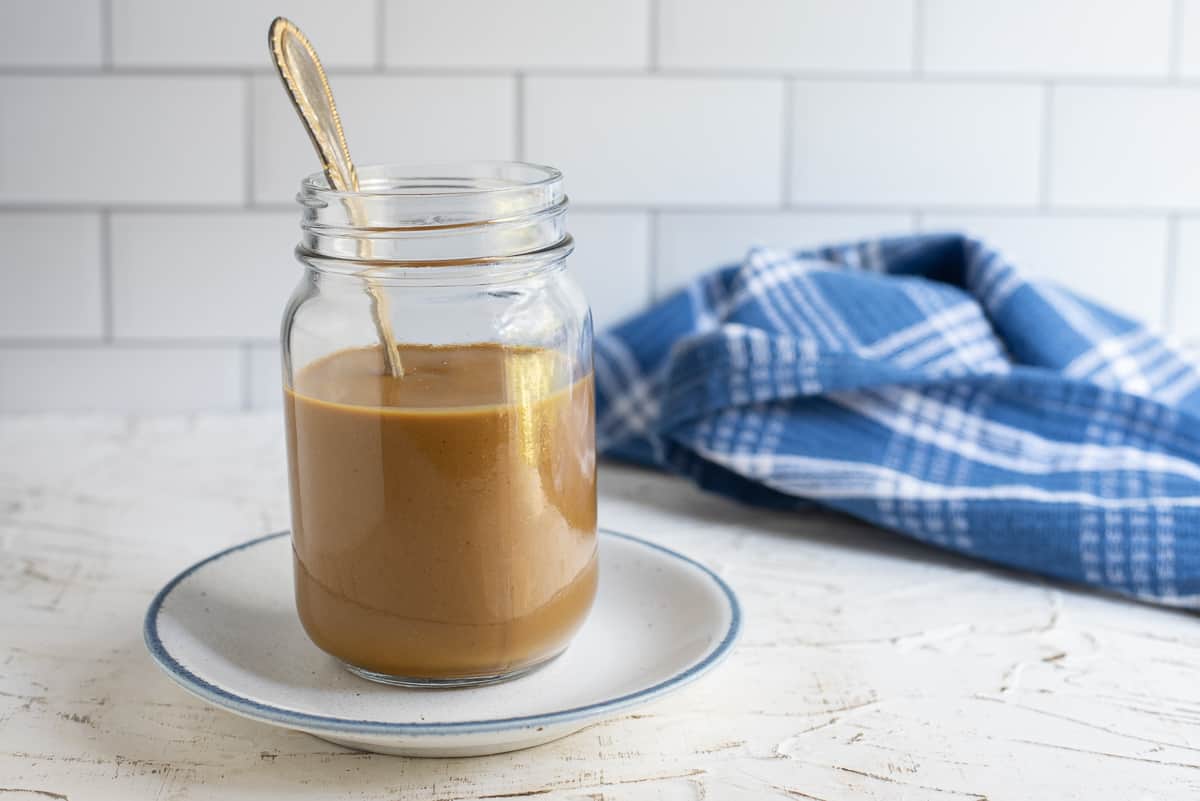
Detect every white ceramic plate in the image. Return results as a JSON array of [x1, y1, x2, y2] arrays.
[[144, 529, 740, 757]]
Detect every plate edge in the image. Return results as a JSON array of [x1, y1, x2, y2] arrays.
[[143, 528, 742, 737]]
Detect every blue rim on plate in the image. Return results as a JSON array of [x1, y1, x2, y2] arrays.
[[143, 528, 742, 737]]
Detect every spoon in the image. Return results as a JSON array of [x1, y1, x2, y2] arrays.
[[268, 17, 403, 378]]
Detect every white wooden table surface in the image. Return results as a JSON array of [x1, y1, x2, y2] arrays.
[[2, 415, 1198, 800]]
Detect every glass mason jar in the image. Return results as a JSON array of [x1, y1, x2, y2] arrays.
[[282, 162, 597, 687]]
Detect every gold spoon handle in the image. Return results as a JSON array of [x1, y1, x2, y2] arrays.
[[269, 17, 403, 378], [269, 17, 356, 192]]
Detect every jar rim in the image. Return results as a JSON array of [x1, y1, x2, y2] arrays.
[[300, 161, 562, 201], [297, 161, 570, 263]]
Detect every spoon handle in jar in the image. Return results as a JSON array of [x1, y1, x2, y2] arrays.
[[268, 17, 403, 378]]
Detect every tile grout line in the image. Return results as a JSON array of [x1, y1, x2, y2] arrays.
[[563, 203, 1194, 217], [647, 209, 661, 299], [780, 78, 794, 206], [0, 204, 303, 214], [514, 73, 525, 161], [647, 0, 660, 72], [0, 338, 279, 348], [99, 210, 114, 343], [12, 64, 1200, 86], [5, 202, 1200, 217], [375, 0, 387, 71], [243, 75, 255, 207], [100, 0, 113, 70], [1164, 214, 1180, 332], [1038, 82, 1054, 211]]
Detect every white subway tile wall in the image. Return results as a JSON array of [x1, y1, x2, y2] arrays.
[[247, 345, 285, 410], [922, 0, 1173, 77], [656, 212, 917, 293], [110, 212, 298, 339], [385, 0, 650, 69], [658, 0, 913, 73], [0, 0, 103, 67], [112, 0, 378, 68], [1181, 0, 1200, 77], [566, 212, 652, 327], [0, 77, 245, 205], [0, 0, 1195, 411], [252, 74, 516, 204], [791, 82, 1044, 206], [1172, 220, 1200, 341], [525, 77, 784, 205], [1, 214, 104, 339], [1050, 87, 1200, 209]]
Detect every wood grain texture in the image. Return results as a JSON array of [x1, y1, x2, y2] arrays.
[[1, 416, 1198, 800]]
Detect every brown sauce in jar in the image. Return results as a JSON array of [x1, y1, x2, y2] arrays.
[[285, 344, 597, 680]]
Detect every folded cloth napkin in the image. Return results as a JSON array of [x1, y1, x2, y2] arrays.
[[595, 234, 1200, 607]]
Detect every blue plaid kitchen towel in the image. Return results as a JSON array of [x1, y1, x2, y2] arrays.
[[594, 234, 1200, 606]]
